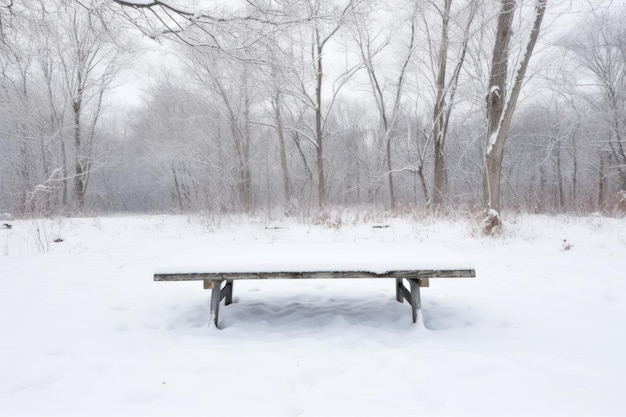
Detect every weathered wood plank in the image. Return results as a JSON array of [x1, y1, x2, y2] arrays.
[[154, 269, 475, 282], [415, 270, 475, 278]]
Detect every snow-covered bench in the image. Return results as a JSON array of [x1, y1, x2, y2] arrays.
[[154, 243, 476, 329]]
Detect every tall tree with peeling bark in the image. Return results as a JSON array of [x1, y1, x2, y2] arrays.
[[482, 0, 547, 231]]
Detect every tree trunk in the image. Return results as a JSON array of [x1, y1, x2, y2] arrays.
[[18, 145, 31, 215], [241, 72, 253, 212], [432, 0, 451, 207], [171, 165, 183, 211], [73, 95, 86, 210], [571, 130, 577, 209], [483, 0, 547, 214], [556, 139, 564, 211], [385, 131, 395, 209], [314, 28, 326, 208], [598, 152, 606, 210], [483, 0, 515, 211], [61, 137, 68, 207], [272, 91, 292, 205]]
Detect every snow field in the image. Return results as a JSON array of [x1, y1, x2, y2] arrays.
[[0, 213, 625, 416]]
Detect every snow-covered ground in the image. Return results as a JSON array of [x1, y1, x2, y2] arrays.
[[0, 213, 624, 416]]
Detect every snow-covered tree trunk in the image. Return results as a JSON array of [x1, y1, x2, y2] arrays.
[[483, 0, 515, 213], [482, 0, 547, 230]]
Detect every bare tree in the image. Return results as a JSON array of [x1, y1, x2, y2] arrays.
[[270, 0, 365, 208], [0, 1, 14, 45], [307, 0, 364, 207], [30, 1, 125, 211], [354, 1, 418, 210], [0, 0, 120, 215], [268, 64, 294, 206], [482, 0, 547, 232], [106, 0, 305, 57], [108, 0, 366, 210], [565, 9, 626, 194], [127, 76, 225, 212], [428, 0, 479, 207]]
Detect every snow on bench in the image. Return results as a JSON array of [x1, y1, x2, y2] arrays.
[[154, 243, 476, 329]]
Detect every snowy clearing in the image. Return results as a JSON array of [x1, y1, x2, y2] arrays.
[[0, 213, 625, 416]]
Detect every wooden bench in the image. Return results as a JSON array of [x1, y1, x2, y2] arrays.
[[154, 243, 475, 329], [154, 268, 476, 329]]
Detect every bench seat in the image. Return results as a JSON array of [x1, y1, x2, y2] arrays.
[[154, 243, 476, 329]]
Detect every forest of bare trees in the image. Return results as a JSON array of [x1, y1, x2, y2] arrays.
[[1, 0, 624, 224]]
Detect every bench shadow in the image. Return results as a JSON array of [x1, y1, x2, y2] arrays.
[[231, 298, 407, 328], [166, 295, 475, 334], [168, 295, 410, 333]]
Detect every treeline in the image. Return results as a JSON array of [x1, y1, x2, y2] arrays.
[[0, 0, 624, 219]]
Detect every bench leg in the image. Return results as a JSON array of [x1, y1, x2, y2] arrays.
[[395, 278, 404, 303], [395, 278, 422, 324], [408, 279, 422, 324], [224, 279, 233, 305], [209, 281, 222, 329]]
